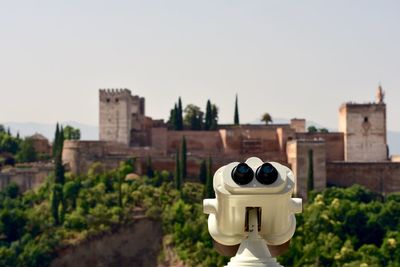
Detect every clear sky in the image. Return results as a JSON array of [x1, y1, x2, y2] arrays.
[[1, 1, 399, 131]]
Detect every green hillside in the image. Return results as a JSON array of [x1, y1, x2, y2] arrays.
[[0, 161, 399, 266]]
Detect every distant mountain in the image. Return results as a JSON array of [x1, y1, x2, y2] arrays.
[[1, 121, 98, 141]]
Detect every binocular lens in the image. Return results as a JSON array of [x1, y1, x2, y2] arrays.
[[231, 163, 254, 185], [256, 163, 278, 185]]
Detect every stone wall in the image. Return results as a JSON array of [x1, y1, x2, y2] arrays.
[[327, 162, 400, 194], [62, 140, 162, 175], [219, 126, 288, 161], [339, 103, 387, 162], [51, 218, 162, 267], [0, 163, 53, 192], [295, 132, 344, 161], [287, 140, 327, 199], [166, 130, 223, 155]]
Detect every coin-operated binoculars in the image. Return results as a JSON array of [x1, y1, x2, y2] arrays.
[[203, 157, 302, 267]]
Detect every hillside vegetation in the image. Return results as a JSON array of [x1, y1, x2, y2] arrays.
[[0, 161, 399, 266]]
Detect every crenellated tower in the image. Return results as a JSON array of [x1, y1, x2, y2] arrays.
[[339, 86, 387, 162], [99, 89, 146, 146], [99, 89, 132, 145]]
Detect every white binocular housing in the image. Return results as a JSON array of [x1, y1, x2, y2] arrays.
[[203, 157, 302, 246]]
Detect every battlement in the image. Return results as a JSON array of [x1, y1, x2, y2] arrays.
[[340, 102, 386, 110], [99, 88, 132, 100]]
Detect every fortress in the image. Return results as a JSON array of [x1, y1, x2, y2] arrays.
[[62, 86, 400, 198]]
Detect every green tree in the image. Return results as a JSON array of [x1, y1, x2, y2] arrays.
[[0, 247, 17, 267], [51, 124, 66, 225], [183, 104, 204, 130], [168, 104, 178, 130], [63, 181, 80, 210], [146, 156, 154, 178], [261, 113, 273, 125], [52, 123, 60, 157], [117, 161, 133, 210], [308, 125, 318, 133], [16, 139, 37, 162], [205, 157, 215, 198], [0, 134, 19, 154], [234, 94, 239, 125], [63, 125, 81, 140], [210, 104, 219, 130], [198, 159, 207, 184], [0, 124, 5, 133], [307, 149, 314, 196], [177, 97, 183, 130], [118, 173, 123, 208], [205, 100, 212, 130], [181, 136, 187, 178], [175, 148, 182, 190], [4, 182, 20, 199], [54, 127, 65, 185], [51, 183, 61, 225], [0, 208, 27, 242], [319, 128, 329, 133]]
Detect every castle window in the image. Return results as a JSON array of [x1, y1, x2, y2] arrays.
[[106, 98, 110, 103], [364, 117, 369, 123], [115, 98, 119, 103]]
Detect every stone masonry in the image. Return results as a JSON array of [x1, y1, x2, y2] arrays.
[[339, 103, 387, 162], [60, 86, 400, 199]]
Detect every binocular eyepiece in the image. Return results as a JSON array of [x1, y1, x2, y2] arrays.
[[231, 162, 279, 185]]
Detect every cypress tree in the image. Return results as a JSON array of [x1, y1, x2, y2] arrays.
[[211, 104, 218, 130], [175, 148, 182, 190], [199, 159, 207, 184], [51, 124, 66, 225], [169, 107, 176, 130], [51, 125, 58, 224], [205, 100, 212, 130], [51, 184, 60, 225], [51, 124, 60, 225], [234, 94, 239, 125], [205, 157, 215, 198], [53, 123, 60, 157], [177, 97, 183, 130], [146, 156, 154, 178], [181, 136, 187, 178], [174, 104, 179, 130], [118, 172, 123, 208], [307, 149, 314, 196], [59, 127, 66, 222]]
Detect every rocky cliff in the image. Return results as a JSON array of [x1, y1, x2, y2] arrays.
[[51, 218, 162, 267]]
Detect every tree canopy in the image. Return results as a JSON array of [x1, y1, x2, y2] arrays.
[[183, 104, 203, 130], [261, 113, 273, 125], [0, 158, 399, 267], [63, 125, 81, 140]]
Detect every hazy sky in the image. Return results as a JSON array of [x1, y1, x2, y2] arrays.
[[1, 1, 399, 131]]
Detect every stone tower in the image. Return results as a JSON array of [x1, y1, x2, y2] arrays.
[[339, 87, 387, 162], [99, 89, 146, 146]]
